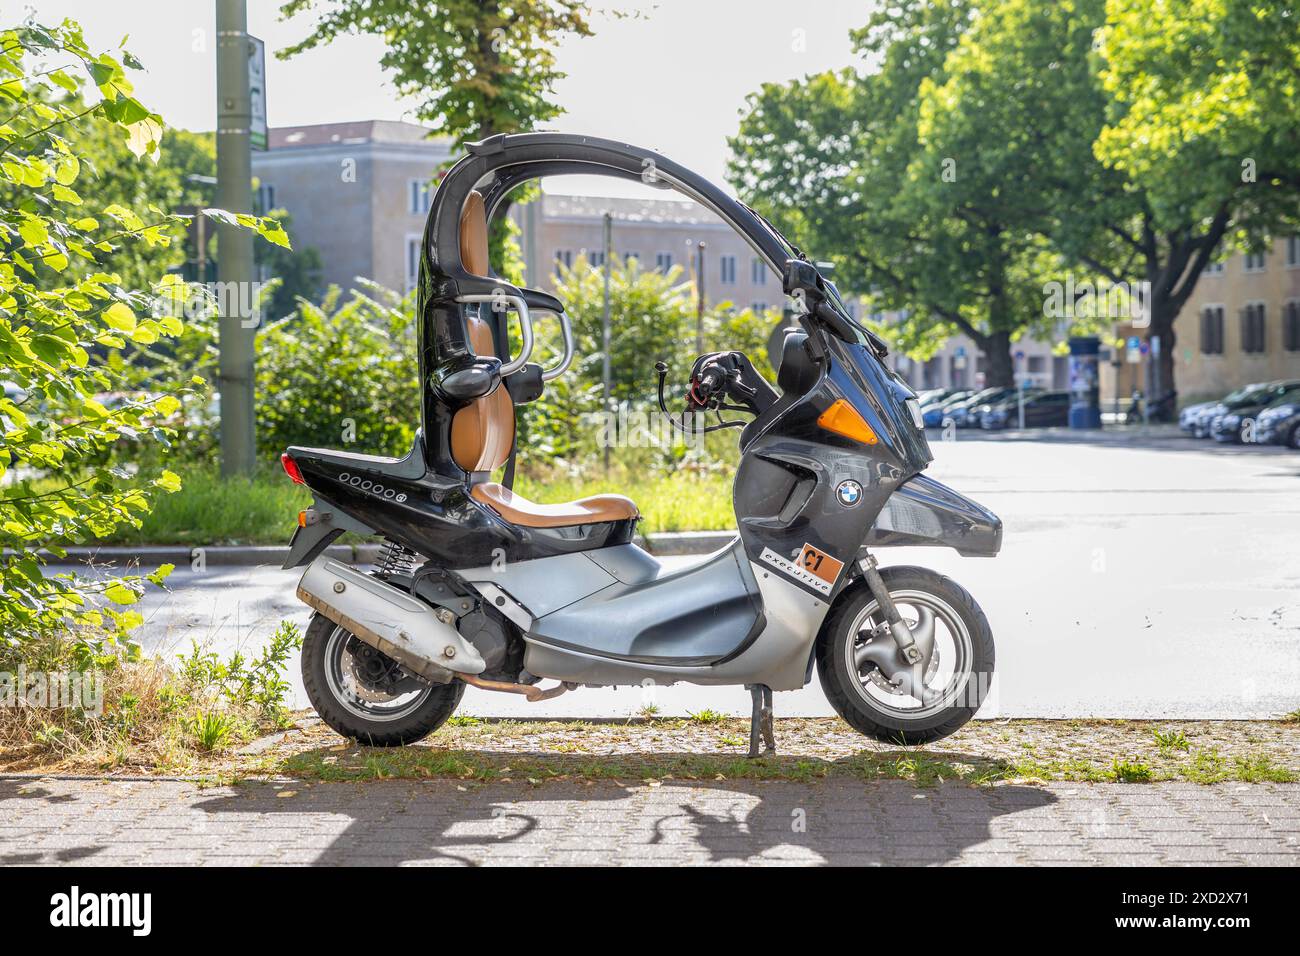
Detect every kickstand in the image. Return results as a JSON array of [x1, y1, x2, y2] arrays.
[[745, 683, 776, 758]]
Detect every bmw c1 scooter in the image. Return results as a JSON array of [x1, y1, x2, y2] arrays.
[[280, 133, 1002, 755]]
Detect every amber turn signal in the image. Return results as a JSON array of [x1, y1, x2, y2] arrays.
[[817, 399, 878, 445]]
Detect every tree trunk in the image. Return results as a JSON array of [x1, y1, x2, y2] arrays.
[[1147, 300, 1177, 400], [980, 329, 1015, 387]]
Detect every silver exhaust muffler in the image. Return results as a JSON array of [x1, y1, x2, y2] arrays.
[[297, 556, 486, 683]]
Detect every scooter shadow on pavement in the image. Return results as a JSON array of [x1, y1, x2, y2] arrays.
[[190, 749, 1058, 866], [0, 780, 107, 865]]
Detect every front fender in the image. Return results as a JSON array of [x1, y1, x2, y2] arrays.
[[862, 474, 1001, 557]]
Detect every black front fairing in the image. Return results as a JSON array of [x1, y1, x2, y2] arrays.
[[732, 329, 935, 599]]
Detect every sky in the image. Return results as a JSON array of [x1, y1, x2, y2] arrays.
[[27, 0, 874, 196]]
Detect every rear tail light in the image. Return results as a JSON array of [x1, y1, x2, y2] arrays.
[[281, 453, 305, 485]]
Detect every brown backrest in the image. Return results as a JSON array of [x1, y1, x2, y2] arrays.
[[451, 191, 514, 474], [460, 189, 490, 277]]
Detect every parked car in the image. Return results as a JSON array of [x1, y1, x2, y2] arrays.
[[1210, 381, 1300, 443], [980, 390, 1070, 429], [973, 387, 1044, 428], [1179, 399, 1220, 434], [1187, 382, 1276, 438], [943, 387, 1020, 428], [921, 389, 976, 427], [914, 387, 958, 406], [1255, 394, 1300, 448]]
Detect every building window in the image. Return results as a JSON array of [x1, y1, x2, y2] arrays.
[[408, 179, 431, 215], [1243, 250, 1267, 273], [623, 251, 639, 268], [587, 250, 605, 269], [655, 251, 673, 273], [1240, 302, 1267, 353], [751, 302, 768, 314], [1203, 257, 1225, 275], [720, 255, 736, 284], [1199, 305, 1225, 355], [751, 258, 766, 285], [1284, 301, 1300, 352], [1288, 236, 1300, 268], [1026, 355, 1047, 374], [256, 182, 276, 215], [554, 249, 572, 277], [405, 235, 421, 293]]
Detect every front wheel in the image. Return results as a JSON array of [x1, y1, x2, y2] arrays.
[[301, 613, 464, 746], [816, 565, 994, 745]]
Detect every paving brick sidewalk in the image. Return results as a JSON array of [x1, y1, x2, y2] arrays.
[[2, 777, 1298, 866]]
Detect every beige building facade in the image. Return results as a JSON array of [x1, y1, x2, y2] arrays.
[[1170, 236, 1300, 402], [251, 121, 452, 295], [515, 192, 795, 317]]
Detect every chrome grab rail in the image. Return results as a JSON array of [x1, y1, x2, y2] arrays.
[[454, 292, 534, 375], [538, 308, 574, 381]]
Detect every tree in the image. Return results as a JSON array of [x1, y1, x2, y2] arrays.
[[0, 19, 285, 660], [1090, 0, 1300, 394], [278, 0, 594, 146], [729, 1, 1066, 387], [731, 0, 1300, 395], [518, 255, 693, 460]]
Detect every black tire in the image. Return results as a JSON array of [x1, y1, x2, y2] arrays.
[[816, 565, 994, 745], [1288, 423, 1300, 450], [301, 613, 464, 746]]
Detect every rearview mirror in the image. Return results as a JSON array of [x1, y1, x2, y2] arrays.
[[782, 258, 822, 298]]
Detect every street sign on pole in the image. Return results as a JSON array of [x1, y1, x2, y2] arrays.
[[247, 35, 267, 152], [216, 0, 257, 475], [601, 212, 612, 472]]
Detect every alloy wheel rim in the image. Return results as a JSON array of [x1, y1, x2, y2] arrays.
[[323, 625, 432, 722], [844, 589, 974, 720]]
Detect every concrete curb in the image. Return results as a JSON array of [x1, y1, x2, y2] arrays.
[[29, 531, 738, 567]]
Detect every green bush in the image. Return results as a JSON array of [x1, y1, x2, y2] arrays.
[[251, 282, 419, 458], [0, 20, 283, 664]]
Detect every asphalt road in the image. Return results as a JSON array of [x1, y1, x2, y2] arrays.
[[50, 432, 1300, 720]]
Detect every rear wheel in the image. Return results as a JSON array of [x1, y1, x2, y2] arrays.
[[816, 566, 994, 745], [301, 613, 464, 746]]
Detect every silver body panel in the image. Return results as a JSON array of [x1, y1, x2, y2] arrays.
[[460, 539, 829, 691]]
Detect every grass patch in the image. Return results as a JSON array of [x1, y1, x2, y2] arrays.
[[686, 708, 727, 725], [0, 621, 303, 772], [514, 467, 733, 534], [1232, 754, 1296, 783], [1110, 757, 1154, 782], [94, 463, 312, 546], [279, 746, 833, 784], [76, 461, 733, 546], [1153, 727, 1190, 754]]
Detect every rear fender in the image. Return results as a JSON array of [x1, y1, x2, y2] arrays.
[[282, 498, 376, 569]]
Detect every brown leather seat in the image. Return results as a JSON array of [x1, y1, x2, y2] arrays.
[[471, 482, 638, 528], [452, 191, 639, 529]]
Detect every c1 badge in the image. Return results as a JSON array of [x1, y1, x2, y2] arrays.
[[759, 542, 845, 596]]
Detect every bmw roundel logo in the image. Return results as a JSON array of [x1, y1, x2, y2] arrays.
[[836, 479, 863, 508]]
